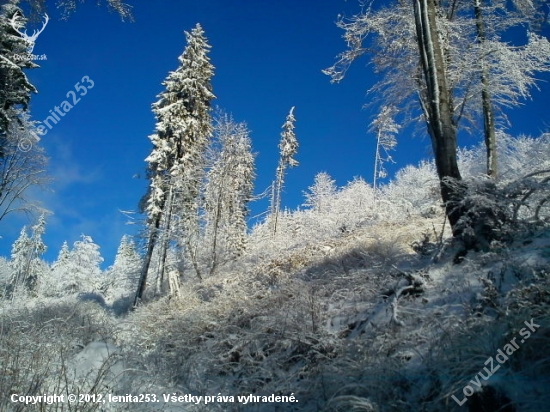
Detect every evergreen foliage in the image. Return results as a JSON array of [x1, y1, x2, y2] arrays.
[[0, 0, 38, 141], [103, 235, 141, 310], [42, 236, 104, 297], [8, 213, 46, 297], [0, 109, 47, 223], [303, 171, 337, 213], [270, 106, 298, 235], [136, 23, 215, 303], [1, 5, 549, 410], [0, 3, 48, 224], [20, 0, 133, 21]]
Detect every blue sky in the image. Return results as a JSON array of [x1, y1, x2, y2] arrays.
[[1, 0, 549, 267]]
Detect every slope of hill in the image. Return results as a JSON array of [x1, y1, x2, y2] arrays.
[[1, 135, 549, 411]]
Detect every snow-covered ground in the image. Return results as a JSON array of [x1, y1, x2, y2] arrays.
[[3, 214, 548, 411], [1, 136, 549, 411]]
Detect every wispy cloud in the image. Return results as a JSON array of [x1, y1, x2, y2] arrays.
[[47, 135, 103, 190], [0, 133, 129, 267]]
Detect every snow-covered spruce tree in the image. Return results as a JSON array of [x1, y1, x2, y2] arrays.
[[303, 171, 337, 213], [7, 213, 46, 298], [8, 228, 30, 296], [42, 236, 103, 296], [324, 0, 550, 238], [0, 3, 48, 222], [369, 105, 398, 196], [45, 241, 70, 296], [270, 106, 298, 235], [105, 235, 141, 300], [0, 0, 38, 144], [167, 24, 215, 283], [300, 172, 339, 239], [203, 111, 255, 274], [0, 257, 10, 298], [68, 235, 104, 294], [135, 23, 215, 304]]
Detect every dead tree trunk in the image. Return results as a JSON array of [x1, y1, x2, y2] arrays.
[[271, 164, 284, 235]]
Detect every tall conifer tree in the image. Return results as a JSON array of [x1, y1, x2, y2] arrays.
[[271, 107, 298, 235], [135, 24, 215, 304], [0, 0, 38, 142]]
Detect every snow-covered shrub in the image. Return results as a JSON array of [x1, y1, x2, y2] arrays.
[[0, 297, 118, 412], [123, 267, 338, 409], [458, 132, 550, 182], [381, 160, 441, 220], [447, 177, 511, 252], [332, 177, 378, 229], [449, 167, 550, 253], [248, 166, 445, 275], [498, 133, 550, 182], [0, 257, 9, 297], [250, 177, 381, 264], [424, 268, 550, 412], [506, 169, 550, 223]]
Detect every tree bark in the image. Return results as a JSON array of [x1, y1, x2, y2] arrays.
[[155, 185, 174, 294], [271, 164, 284, 235], [413, 0, 465, 234], [209, 188, 223, 275], [133, 216, 159, 307], [474, 0, 497, 178], [134, 178, 171, 306]]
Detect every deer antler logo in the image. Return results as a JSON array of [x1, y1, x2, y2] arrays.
[[9, 12, 49, 54]]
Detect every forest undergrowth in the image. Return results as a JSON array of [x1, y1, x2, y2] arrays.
[[1, 135, 550, 411]]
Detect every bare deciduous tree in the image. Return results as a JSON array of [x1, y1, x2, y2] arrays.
[[20, 0, 133, 21], [0, 110, 48, 223], [203, 111, 255, 274], [325, 0, 550, 235]]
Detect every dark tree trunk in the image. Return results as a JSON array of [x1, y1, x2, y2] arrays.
[[413, 0, 465, 234], [156, 186, 175, 293], [133, 217, 159, 307], [134, 184, 170, 306], [209, 189, 223, 275]]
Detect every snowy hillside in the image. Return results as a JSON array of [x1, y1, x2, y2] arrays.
[[1, 136, 550, 411], [3, 1, 550, 410]]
